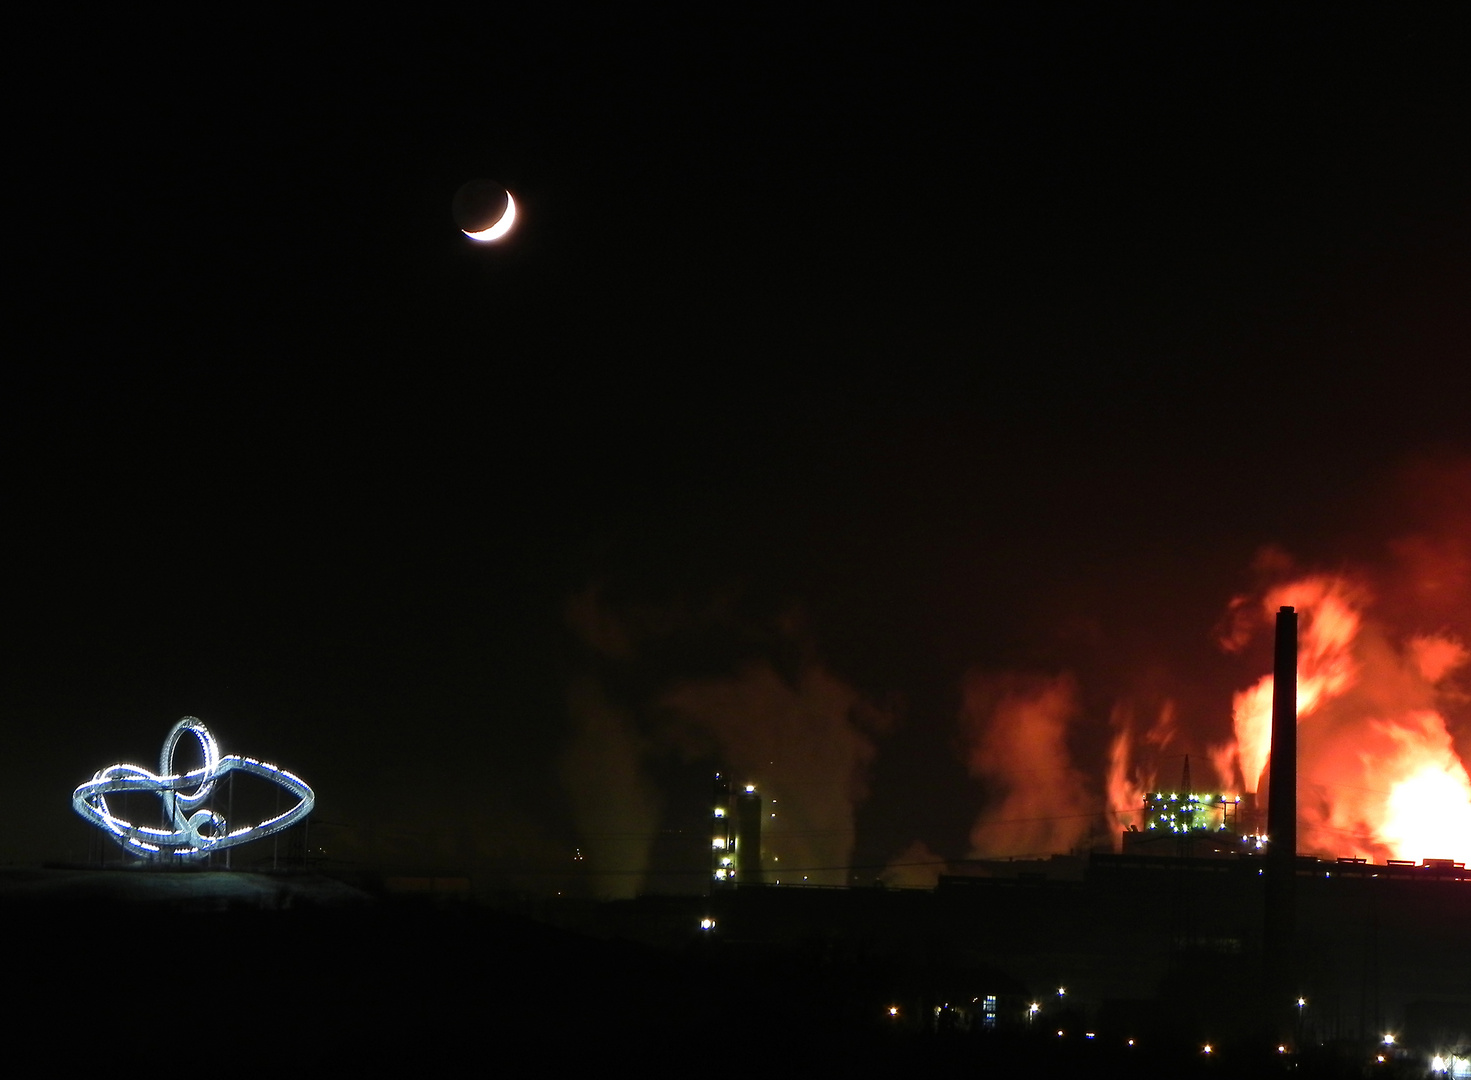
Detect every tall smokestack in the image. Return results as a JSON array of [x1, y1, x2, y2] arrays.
[[735, 784, 764, 884], [1264, 605, 1298, 1046], [1267, 606, 1297, 855]]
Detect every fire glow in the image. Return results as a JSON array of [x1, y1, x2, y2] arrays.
[[1211, 571, 1471, 866], [1078, 535, 1471, 869]]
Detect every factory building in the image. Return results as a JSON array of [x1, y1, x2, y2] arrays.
[[557, 610, 1471, 1069], [1121, 789, 1260, 858], [711, 773, 763, 889]]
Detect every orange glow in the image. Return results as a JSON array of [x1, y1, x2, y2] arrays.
[[1106, 708, 1145, 846], [1207, 568, 1471, 865], [1410, 634, 1469, 683], [1107, 700, 1177, 845], [1218, 575, 1363, 795], [1227, 675, 1276, 796], [1382, 756, 1471, 864], [970, 504, 1471, 865], [961, 673, 1094, 858]]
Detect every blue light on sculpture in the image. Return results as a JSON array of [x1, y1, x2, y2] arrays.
[[73, 717, 315, 860]]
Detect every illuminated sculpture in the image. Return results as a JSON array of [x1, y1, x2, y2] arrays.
[[73, 717, 314, 861]]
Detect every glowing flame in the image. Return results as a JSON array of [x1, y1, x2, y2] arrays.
[[1379, 735, 1471, 865], [1107, 701, 1175, 844], [1106, 719, 1143, 844], [1218, 575, 1363, 795], [1210, 566, 1471, 865]]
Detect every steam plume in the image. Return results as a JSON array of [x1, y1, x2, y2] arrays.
[[961, 672, 1094, 858], [661, 662, 887, 886], [560, 678, 659, 898], [561, 588, 890, 893]]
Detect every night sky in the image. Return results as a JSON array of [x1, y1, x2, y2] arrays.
[[9, 9, 1471, 892]]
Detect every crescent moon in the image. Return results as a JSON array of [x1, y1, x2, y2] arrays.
[[463, 191, 516, 242]]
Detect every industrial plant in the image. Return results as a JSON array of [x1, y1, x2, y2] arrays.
[[545, 608, 1471, 1075], [17, 615, 1469, 1075]]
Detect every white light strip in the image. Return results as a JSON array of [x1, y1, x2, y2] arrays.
[[73, 717, 315, 861]]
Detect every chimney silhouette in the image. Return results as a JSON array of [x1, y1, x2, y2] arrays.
[[1267, 605, 1297, 856], [1264, 604, 1298, 1046]]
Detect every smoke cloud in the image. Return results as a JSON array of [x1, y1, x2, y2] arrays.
[[661, 662, 888, 886], [879, 839, 948, 889], [559, 677, 661, 897], [560, 588, 891, 895], [1193, 459, 1471, 863], [1209, 563, 1471, 864], [960, 672, 1096, 858], [1213, 567, 1367, 796], [959, 458, 1471, 866], [564, 456, 1471, 885]]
